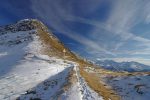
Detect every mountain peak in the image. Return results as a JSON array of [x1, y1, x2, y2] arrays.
[[17, 18, 39, 23], [0, 19, 49, 34]]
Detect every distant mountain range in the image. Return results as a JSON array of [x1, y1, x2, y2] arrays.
[[95, 60, 150, 72]]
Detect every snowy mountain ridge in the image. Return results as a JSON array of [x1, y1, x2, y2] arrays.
[[0, 19, 45, 33], [1, 19, 150, 100], [0, 19, 103, 100]]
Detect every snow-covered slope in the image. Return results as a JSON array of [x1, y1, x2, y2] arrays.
[[96, 60, 150, 72], [103, 74, 150, 100], [0, 19, 103, 100], [0, 19, 74, 100]]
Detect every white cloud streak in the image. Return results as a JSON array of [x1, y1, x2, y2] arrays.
[[30, 0, 114, 56], [30, 0, 150, 62], [64, 0, 150, 53]]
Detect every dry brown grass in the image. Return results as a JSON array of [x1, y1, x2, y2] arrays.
[[79, 64, 121, 100], [31, 20, 78, 60]]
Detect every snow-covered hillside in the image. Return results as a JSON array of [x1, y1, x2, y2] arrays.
[[0, 20, 72, 99], [0, 19, 103, 100], [96, 60, 150, 72], [84, 63, 150, 100], [103, 74, 150, 100]]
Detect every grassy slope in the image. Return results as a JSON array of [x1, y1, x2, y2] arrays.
[[33, 20, 121, 100]]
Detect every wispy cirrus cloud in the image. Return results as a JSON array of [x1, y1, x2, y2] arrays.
[[30, 0, 114, 56], [65, 0, 150, 54], [1, 0, 150, 64], [30, 0, 150, 64]]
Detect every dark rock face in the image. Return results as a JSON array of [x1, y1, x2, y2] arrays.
[[0, 19, 41, 35]]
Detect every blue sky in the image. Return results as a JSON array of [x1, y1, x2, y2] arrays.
[[1, 0, 150, 65]]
